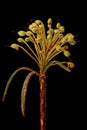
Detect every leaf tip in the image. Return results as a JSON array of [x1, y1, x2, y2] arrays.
[[2, 94, 5, 102]]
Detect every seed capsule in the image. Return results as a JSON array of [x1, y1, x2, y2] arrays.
[[18, 31, 26, 36], [56, 45, 61, 51], [63, 50, 71, 57], [17, 38, 24, 43], [47, 18, 52, 24], [10, 43, 19, 50], [56, 23, 61, 29], [59, 26, 65, 33]]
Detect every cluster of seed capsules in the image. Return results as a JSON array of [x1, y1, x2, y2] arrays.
[[10, 18, 76, 72]]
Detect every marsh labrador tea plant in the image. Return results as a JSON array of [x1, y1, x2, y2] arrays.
[[2, 18, 76, 130]]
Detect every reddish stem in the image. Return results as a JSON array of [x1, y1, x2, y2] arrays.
[[39, 72, 47, 130]]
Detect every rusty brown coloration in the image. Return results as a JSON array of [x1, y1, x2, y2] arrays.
[[39, 71, 47, 130]]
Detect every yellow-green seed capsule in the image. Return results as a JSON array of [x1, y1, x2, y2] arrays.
[[56, 45, 61, 51], [26, 31, 32, 36], [47, 24, 52, 29], [47, 34, 52, 39], [39, 24, 43, 29], [29, 24, 33, 30], [17, 38, 24, 43], [56, 23, 61, 28], [63, 50, 71, 57], [25, 37, 30, 42], [35, 20, 41, 25], [32, 28, 38, 33], [54, 29, 59, 34], [10, 43, 19, 50], [60, 38, 66, 44], [66, 33, 76, 45], [47, 29, 54, 35], [47, 18, 52, 24], [32, 23, 38, 28], [69, 40, 76, 45], [18, 31, 26, 36], [67, 33, 74, 41], [59, 26, 65, 33]]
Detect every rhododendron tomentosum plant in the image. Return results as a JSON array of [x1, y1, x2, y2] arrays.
[[2, 18, 76, 130]]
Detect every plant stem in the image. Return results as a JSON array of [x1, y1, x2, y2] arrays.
[[39, 71, 47, 130]]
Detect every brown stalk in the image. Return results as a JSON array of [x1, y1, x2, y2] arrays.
[[39, 71, 47, 130]]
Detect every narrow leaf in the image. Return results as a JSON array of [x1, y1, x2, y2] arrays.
[[54, 61, 71, 72], [21, 71, 35, 117], [45, 60, 71, 72], [2, 67, 39, 102]]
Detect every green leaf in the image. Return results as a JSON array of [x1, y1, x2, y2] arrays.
[[21, 71, 35, 117], [2, 67, 37, 102]]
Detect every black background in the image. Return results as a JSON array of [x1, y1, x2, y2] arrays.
[[0, 1, 82, 130]]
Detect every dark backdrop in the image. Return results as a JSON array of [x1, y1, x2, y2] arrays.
[[0, 1, 81, 130]]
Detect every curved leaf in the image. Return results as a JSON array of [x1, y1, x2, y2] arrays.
[[45, 60, 71, 72], [55, 61, 71, 72], [2, 67, 39, 102], [21, 71, 36, 117]]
